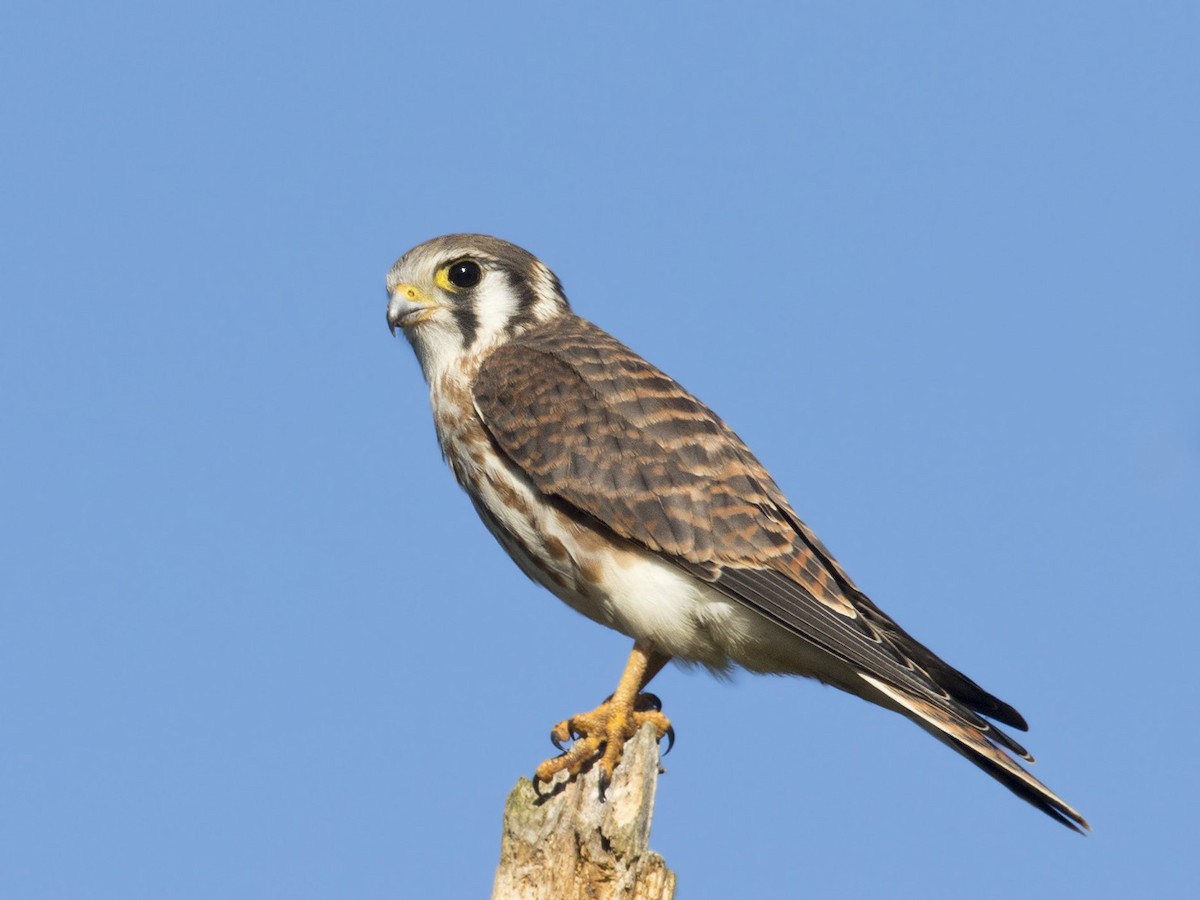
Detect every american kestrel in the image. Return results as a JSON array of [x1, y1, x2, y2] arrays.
[[386, 234, 1088, 831]]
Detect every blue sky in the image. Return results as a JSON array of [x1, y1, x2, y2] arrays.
[[3, 2, 1197, 897]]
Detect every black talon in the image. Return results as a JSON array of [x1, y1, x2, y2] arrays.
[[597, 769, 610, 802], [637, 692, 662, 712], [551, 732, 566, 752], [662, 724, 675, 756]]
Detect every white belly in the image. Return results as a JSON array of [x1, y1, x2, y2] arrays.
[[469, 471, 849, 682]]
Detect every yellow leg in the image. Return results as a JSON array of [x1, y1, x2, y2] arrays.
[[534, 642, 672, 794]]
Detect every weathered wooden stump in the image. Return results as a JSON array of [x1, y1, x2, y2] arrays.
[[491, 723, 676, 899]]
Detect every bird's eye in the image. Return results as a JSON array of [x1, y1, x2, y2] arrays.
[[447, 260, 482, 289]]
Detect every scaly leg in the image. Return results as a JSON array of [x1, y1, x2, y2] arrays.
[[534, 641, 672, 795]]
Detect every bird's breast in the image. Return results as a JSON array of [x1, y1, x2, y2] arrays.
[[428, 363, 613, 613]]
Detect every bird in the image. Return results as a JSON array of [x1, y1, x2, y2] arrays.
[[385, 233, 1088, 832]]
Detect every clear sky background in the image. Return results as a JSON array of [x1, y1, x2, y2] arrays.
[[3, 3, 1198, 898]]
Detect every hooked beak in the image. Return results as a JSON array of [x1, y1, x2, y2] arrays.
[[387, 285, 437, 334]]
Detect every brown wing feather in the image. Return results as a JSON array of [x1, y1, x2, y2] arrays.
[[472, 316, 1024, 727], [472, 317, 841, 585]]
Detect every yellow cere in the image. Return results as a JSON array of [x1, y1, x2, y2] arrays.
[[388, 284, 420, 300]]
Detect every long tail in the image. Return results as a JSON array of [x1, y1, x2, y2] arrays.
[[859, 673, 1089, 832]]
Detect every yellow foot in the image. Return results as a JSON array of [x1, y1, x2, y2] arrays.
[[534, 693, 672, 797]]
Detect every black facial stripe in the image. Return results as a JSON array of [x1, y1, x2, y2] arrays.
[[503, 270, 540, 333], [450, 302, 479, 348]]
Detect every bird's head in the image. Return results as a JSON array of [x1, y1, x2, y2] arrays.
[[386, 234, 571, 383]]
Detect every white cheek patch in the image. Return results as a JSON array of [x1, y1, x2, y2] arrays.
[[468, 274, 520, 350]]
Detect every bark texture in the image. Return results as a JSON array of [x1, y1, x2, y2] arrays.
[[491, 724, 675, 899]]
